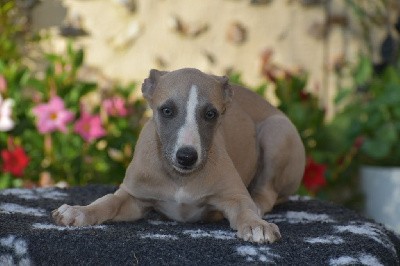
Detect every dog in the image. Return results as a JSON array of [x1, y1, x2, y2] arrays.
[[52, 68, 305, 244]]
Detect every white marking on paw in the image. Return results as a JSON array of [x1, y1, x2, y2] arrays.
[[57, 204, 69, 214], [53, 204, 91, 226], [0, 203, 46, 217], [183, 229, 236, 240], [236, 245, 280, 263], [304, 236, 344, 245], [139, 233, 179, 240], [32, 223, 106, 231], [251, 227, 263, 243]]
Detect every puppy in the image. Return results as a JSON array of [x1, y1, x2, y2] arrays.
[[53, 68, 305, 243]]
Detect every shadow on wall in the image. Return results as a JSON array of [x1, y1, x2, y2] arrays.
[[31, 0, 67, 31]]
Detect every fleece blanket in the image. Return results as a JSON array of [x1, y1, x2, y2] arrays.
[[0, 185, 399, 265]]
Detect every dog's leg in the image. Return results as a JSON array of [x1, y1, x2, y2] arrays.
[[52, 188, 148, 226], [209, 163, 281, 244], [211, 190, 281, 243], [250, 115, 305, 215]]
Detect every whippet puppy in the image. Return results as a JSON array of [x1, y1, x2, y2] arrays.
[[53, 68, 305, 243]]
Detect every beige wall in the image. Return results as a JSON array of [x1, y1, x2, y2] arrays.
[[32, 0, 362, 117]]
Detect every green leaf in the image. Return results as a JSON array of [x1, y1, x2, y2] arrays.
[[291, 75, 307, 92], [228, 72, 243, 85], [0, 174, 12, 189], [382, 67, 400, 84], [364, 111, 383, 130], [361, 137, 391, 159], [375, 83, 400, 106], [393, 106, 400, 119], [354, 55, 372, 85], [67, 41, 74, 58], [45, 53, 61, 63], [361, 122, 397, 161], [334, 88, 352, 104], [65, 82, 97, 106], [255, 84, 267, 97], [286, 103, 308, 129], [12, 178, 23, 188], [376, 123, 397, 144], [73, 49, 84, 68]]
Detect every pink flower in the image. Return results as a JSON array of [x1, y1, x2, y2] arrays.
[[33, 96, 74, 133], [74, 110, 106, 142], [0, 75, 7, 93], [103, 97, 128, 117]]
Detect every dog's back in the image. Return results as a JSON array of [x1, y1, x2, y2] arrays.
[[231, 84, 282, 123], [220, 84, 302, 193]]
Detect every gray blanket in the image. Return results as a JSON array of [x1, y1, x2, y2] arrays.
[[1, 185, 399, 265]]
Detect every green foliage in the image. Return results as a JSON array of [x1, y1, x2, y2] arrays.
[[276, 76, 317, 148], [0, 43, 146, 188], [0, 1, 30, 62], [336, 55, 400, 166], [0, 173, 22, 188]]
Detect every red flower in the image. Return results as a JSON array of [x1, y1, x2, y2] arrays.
[[354, 136, 365, 149], [299, 91, 311, 102], [302, 157, 327, 193], [1, 146, 30, 177]]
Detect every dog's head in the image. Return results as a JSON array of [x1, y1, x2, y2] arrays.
[[142, 68, 233, 175]]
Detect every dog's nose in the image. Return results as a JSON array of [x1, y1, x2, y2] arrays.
[[176, 147, 198, 167]]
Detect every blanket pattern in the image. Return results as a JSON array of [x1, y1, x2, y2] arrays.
[[0, 185, 399, 265]]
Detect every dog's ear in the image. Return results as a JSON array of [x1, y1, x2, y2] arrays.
[[221, 76, 233, 104], [213, 75, 233, 106], [142, 69, 168, 101]]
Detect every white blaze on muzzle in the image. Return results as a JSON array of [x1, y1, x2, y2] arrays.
[[174, 85, 201, 165]]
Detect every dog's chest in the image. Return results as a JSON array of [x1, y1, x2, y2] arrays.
[[154, 187, 207, 222]]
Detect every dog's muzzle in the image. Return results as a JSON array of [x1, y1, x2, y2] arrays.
[[176, 146, 198, 169]]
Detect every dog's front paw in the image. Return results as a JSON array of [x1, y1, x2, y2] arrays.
[[52, 204, 93, 226], [237, 219, 281, 244]]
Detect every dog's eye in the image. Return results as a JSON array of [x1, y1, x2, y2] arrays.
[[161, 107, 174, 118], [204, 109, 218, 121]]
